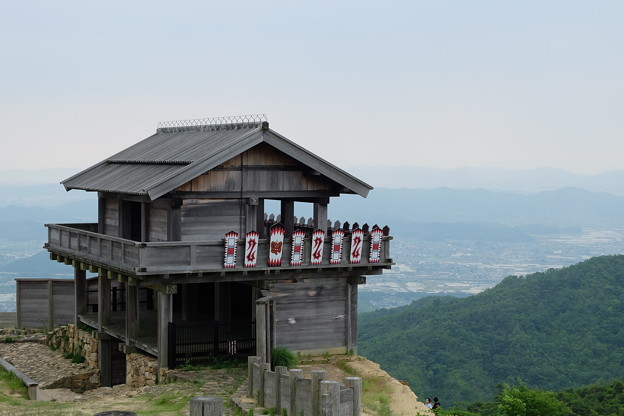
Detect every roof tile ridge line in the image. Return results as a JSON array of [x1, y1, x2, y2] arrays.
[[106, 160, 192, 165], [264, 128, 373, 191], [61, 131, 162, 189], [141, 126, 264, 197]]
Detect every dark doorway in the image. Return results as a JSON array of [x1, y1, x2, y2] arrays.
[[121, 200, 142, 241], [110, 339, 126, 386]]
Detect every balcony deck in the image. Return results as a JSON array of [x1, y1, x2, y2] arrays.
[[79, 311, 158, 356], [45, 223, 393, 281]]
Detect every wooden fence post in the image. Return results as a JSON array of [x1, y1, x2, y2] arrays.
[[345, 377, 362, 416], [320, 381, 340, 416], [248, 356, 260, 398], [289, 369, 303, 416], [258, 363, 271, 407], [312, 370, 326, 416], [190, 396, 223, 416], [275, 366, 288, 414]]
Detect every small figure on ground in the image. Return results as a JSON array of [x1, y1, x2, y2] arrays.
[[424, 398, 433, 409]]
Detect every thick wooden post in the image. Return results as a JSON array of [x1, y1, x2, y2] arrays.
[[281, 200, 295, 236], [190, 396, 223, 416], [74, 267, 87, 327], [98, 274, 111, 328], [320, 381, 340, 416], [313, 199, 329, 233], [275, 365, 288, 413], [47, 280, 54, 330], [255, 296, 275, 363], [247, 356, 260, 398], [345, 377, 362, 416], [157, 290, 173, 368], [289, 369, 303, 416], [97, 332, 112, 387], [125, 282, 139, 341], [312, 370, 326, 416], [347, 277, 359, 355]]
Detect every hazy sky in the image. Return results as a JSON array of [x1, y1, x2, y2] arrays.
[[1, 1, 622, 179]]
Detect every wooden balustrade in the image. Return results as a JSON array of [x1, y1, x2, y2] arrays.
[[45, 220, 392, 278]]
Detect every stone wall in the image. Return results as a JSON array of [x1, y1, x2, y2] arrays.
[[46, 324, 165, 389], [46, 324, 99, 371], [126, 352, 158, 387]]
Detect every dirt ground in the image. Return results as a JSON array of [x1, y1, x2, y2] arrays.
[[0, 341, 431, 416], [298, 355, 432, 416]]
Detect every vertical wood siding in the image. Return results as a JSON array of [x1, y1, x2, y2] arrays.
[[270, 277, 348, 351], [148, 202, 169, 242], [181, 199, 244, 241], [104, 198, 119, 237]]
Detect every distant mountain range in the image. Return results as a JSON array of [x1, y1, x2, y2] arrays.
[[329, 187, 624, 234], [348, 166, 624, 196], [358, 255, 624, 407]]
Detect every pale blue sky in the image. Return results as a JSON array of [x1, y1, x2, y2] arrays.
[[1, 1, 622, 178]]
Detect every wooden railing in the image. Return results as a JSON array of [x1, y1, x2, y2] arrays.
[[45, 223, 392, 276]]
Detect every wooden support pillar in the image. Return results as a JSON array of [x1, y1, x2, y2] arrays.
[[125, 283, 139, 341], [157, 290, 173, 368], [281, 200, 294, 236], [98, 196, 106, 234], [74, 267, 87, 327], [257, 198, 266, 238], [246, 197, 259, 234], [255, 296, 276, 363], [214, 282, 221, 322], [141, 201, 148, 242], [347, 277, 359, 355], [47, 281, 54, 330], [97, 332, 112, 387], [98, 274, 111, 329], [313, 199, 329, 233]]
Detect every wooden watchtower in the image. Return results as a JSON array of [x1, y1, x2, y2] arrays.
[[45, 115, 392, 386]]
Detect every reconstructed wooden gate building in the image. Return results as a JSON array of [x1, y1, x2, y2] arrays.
[[45, 115, 392, 386]]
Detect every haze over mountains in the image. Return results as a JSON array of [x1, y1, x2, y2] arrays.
[[1, 166, 624, 311]]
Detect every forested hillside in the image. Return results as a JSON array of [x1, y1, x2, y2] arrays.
[[359, 255, 624, 406]]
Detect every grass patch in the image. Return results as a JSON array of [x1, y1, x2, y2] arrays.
[[362, 376, 394, 416], [0, 366, 27, 398], [272, 347, 299, 369], [335, 359, 357, 376]]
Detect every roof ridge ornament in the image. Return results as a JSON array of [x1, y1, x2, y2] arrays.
[[157, 114, 268, 133]]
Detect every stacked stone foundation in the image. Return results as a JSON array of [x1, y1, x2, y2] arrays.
[[46, 324, 163, 389]]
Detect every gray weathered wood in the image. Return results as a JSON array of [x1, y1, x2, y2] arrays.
[[189, 396, 223, 416]]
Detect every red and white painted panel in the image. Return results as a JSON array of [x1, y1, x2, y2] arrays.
[[330, 229, 345, 265], [310, 229, 325, 265], [268, 225, 285, 266], [223, 231, 239, 268], [368, 228, 384, 263], [244, 231, 259, 268], [290, 230, 306, 266], [349, 228, 364, 264]]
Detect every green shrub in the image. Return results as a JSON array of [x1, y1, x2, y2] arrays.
[[272, 346, 299, 369], [3, 336, 15, 343]]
